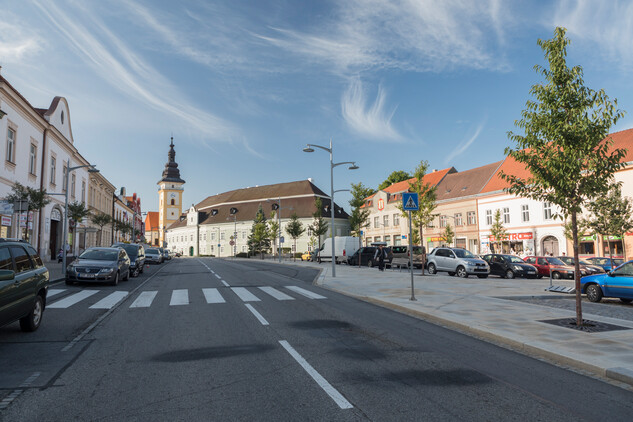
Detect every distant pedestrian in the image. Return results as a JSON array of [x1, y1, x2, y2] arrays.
[[374, 244, 387, 271]]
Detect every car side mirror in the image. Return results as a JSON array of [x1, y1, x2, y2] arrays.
[[607, 271, 614, 277], [0, 269, 15, 281]]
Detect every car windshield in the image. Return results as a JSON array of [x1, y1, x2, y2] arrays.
[[579, 258, 592, 265], [122, 246, 138, 257], [147, 248, 159, 254], [545, 257, 566, 265], [615, 259, 624, 265], [79, 249, 118, 261], [507, 256, 525, 263], [453, 249, 475, 258]]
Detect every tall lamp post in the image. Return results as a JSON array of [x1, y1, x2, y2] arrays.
[[303, 138, 358, 277], [63, 164, 99, 275]]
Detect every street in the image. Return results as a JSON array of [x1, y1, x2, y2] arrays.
[[1, 258, 633, 421]]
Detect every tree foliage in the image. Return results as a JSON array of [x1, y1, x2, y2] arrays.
[[489, 210, 508, 253], [348, 182, 375, 238], [268, 210, 280, 255], [68, 201, 91, 249], [91, 212, 112, 246], [501, 27, 627, 325], [248, 205, 270, 258], [441, 223, 454, 247], [378, 170, 411, 190], [397, 160, 438, 247], [5, 182, 51, 211], [285, 212, 305, 261]]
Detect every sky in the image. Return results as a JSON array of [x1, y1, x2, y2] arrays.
[[3, 0, 633, 214]]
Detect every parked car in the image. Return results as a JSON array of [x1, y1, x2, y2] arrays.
[[112, 243, 146, 277], [301, 251, 312, 261], [585, 257, 625, 272], [426, 247, 489, 278], [0, 239, 49, 332], [557, 256, 605, 275], [522, 256, 581, 279], [346, 246, 393, 268], [145, 248, 163, 264], [391, 245, 425, 269], [482, 254, 538, 279], [581, 260, 633, 303], [66, 247, 131, 286], [163, 249, 172, 261]]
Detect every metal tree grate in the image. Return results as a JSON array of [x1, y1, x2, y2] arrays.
[[539, 317, 631, 333]]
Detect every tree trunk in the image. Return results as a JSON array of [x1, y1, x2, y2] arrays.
[[572, 211, 583, 326], [608, 236, 614, 270]]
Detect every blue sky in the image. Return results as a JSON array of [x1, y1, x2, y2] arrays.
[[3, 0, 633, 213]]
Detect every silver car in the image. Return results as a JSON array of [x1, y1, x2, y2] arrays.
[[426, 247, 490, 278], [66, 247, 131, 286]]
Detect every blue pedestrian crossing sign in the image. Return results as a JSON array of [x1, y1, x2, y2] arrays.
[[402, 193, 419, 211]]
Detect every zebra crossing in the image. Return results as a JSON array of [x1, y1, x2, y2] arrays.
[[46, 285, 326, 310]]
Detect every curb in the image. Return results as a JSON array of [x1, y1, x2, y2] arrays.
[[315, 280, 633, 389]]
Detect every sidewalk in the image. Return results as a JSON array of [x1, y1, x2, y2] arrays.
[[291, 260, 633, 389], [45, 261, 64, 283]]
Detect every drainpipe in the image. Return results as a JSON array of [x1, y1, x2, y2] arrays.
[[37, 128, 48, 255]]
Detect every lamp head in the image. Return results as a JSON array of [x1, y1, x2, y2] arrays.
[[349, 163, 359, 170], [303, 146, 314, 153], [88, 167, 100, 173]]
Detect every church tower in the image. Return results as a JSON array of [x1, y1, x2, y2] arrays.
[[158, 137, 185, 247]]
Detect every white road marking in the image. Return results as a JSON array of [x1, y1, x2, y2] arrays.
[[130, 291, 158, 308], [214, 274, 221, 279], [47, 289, 65, 298], [245, 304, 269, 325], [279, 340, 353, 409], [48, 290, 100, 308], [170, 289, 189, 306], [285, 286, 326, 300], [203, 288, 226, 304], [220, 279, 230, 287], [89, 291, 128, 309], [231, 287, 260, 302], [258, 286, 295, 301]]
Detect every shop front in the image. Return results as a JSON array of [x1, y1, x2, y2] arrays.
[[485, 232, 534, 255]]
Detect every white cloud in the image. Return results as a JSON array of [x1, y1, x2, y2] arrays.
[[341, 78, 402, 142], [0, 20, 43, 63], [444, 119, 486, 164]]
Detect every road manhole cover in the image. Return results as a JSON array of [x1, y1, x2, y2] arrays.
[[539, 318, 631, 333]]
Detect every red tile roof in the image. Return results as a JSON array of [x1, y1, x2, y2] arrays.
[[145, 212, 159, 231], [364, 167, 455, 201]]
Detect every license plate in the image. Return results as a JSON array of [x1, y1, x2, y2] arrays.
[[80, 273, 96, 279], [528, 271, 535, 274]]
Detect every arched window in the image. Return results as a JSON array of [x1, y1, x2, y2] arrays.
[[170, 199, 175, 205]]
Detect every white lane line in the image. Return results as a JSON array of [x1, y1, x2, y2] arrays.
[[244, 304, 269, 325], [214, 274, 221, 279], [48, 290, 100, 308], [170, 289, 189, 306], [220, 279, 230, 287], [285, 286, 327, 300], [279, 340, 353, 410], [203, 288, 226, 304], [129, 291, 158, 308], [231, 287, 260, 302], [89, 291, 129, 309], [47, 289, 66, 298], [258, 286, 295, 301]]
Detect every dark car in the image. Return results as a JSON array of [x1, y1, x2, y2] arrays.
[[581, 260, 633, 303], [0, 239, 49, 332], [347, 246, 393, 268], [557, 256, 605, 275], [585, 257, 625, 272], [523, 256, 581, 279], [145, 248, 163, 264], [112, 243, 146, 277], [66, 247, 131, 286], [482, 254, 538, 279]]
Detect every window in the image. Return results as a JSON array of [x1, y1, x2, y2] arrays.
[[211, 233, 216, 241], [50, 157, 56, 184], [486, 210, 492, 225], [203, 233, 207, 241], [455, 213, 463, 226], [10, 246, 33, 273], [543, 202, 552, 220], [71, 174, 76, 198], [374, 216, 379, 228], [385, 235, 391, 245], [383, 215, 389, 227], [521, 204, 530, 222], [6, 127, 15, 163], [29, 143, 37, 175], [439, 215, 447, 228], [82, 181, 86, 203], [467, 211, 476, 225], [393, 213, 400, 226], [62, 163, 68, 192], [503, 207, 510, 224], [220, 232, 225, 240], [170, 199, 175, 205], [0, 247, 12, 270], [190, 234, 193, 241]]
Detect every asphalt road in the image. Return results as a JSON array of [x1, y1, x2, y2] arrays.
[[1, 257, 633, 421]]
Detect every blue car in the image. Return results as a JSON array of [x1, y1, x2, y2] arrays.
[[585, 257, 624, 272], [581, 260, 633, 303]]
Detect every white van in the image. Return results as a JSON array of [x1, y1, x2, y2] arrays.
[[318, 236, 360, 264]]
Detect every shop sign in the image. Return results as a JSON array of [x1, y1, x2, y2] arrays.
[[488, 232, 533, 242], [580, 235, 597, 242], [0, 200, 13, 214], [607, 235, 622, 240], [377, 198, 385, 211], [1, 216, 11, 226], [19, 214, 27, 228], [426, 236, 444, 242]]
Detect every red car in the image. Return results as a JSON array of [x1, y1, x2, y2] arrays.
[[523, 256, 579, 279]]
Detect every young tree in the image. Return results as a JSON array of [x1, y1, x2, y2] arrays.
[[5, 182, 51, 242], [268, 211, 280, 257], [501, 27, 627, 326], [285, 212, 305, 261], [91, 212, 112, 246], [378, 170, 411, 190], [309, 197, 329, 260], [489, 210, 508, 254], [441, 223, 455, 247], [584, 184, 633, 267], [348, 182, 375, 266], [248, 205, 270, 259], [68, 201, 91, 253]]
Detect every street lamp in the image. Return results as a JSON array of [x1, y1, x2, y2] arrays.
[[303, 138, 358, 277], [62, 164, 99, 275], [266, 198, 283, 263]]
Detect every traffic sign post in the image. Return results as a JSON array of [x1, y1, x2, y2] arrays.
[[402, 193, 419, 301]]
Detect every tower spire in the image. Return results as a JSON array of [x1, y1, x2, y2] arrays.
[[159, 136, 185, 184]]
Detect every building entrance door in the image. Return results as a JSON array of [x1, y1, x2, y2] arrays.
[[50, 220, 59, 260], [542, 235, 559, 256], [189, 246, 194, 256]]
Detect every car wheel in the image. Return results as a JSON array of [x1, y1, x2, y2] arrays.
[[505, 269, 515, 279], [123, 269, 130, 281], [133, 267, 140, 277], [620, 298, 632, 304], [552, 272, 561, 280], [456, 266, 468, 278], [537, 275, 543, 279], [111, 272, 119, 286], [586, 284, 603, 303], [448, 272, 455, 276], [19, 295, 44, 332], [367, 259, 374, 268], [477, 275, 488, 279], [427, 263, 437, 275]]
